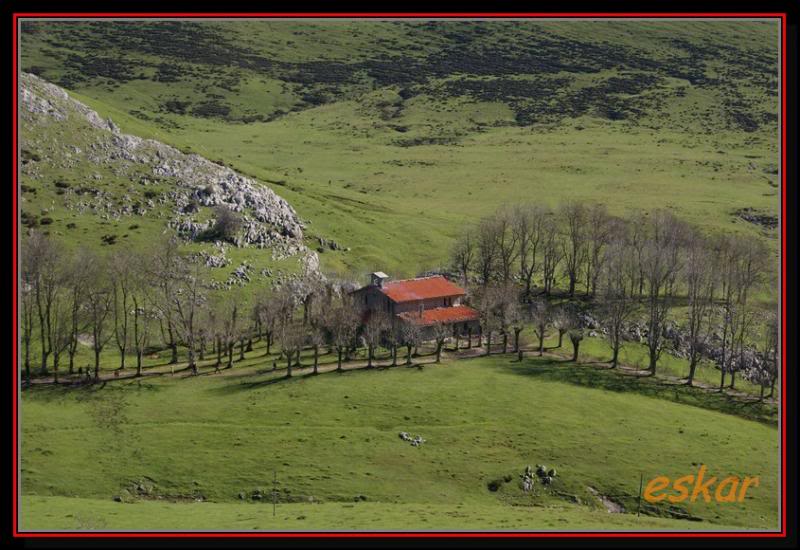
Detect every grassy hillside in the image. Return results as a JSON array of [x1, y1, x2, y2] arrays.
[[20, 354, 779, 531], [20, 20, 781, 278]]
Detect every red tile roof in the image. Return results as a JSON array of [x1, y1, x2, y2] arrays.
[[379, 276, 466, 303], [397, 305, 480, 327]]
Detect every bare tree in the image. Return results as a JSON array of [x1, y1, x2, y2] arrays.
[[63, 248, 91, 375], [432, 321, 449, 363], [514, 204, 545, 299], [599, 239, 639, 369], [529, 298, 550, 356], [584, 205, 613, 297], [308, 325, 326, 375], [220, 292, 244, 370], [329, 294, 360, 371], [385, 321, 402, 367], [130, 273, 154, 378], [746, 311, 779, 400], [559, 201, 587, 297], [494, 207, 520, 284], [26, 230, 62, 374], [451, 230, 475, 288], [149, 235, 182, 364], [277, 322, 305, 377], [49, 288, 73, 384], [475, 217, 500, 287], [20, 246, 37, 385], [170, 257, 207, 375], [627, 210, 649, 297], [84, 253, 114, 381], [729, 236, 769, 389], [110, 251, 134, 371], [568, 323, 585, 362], [683, 235, 717, 385], [363, 311, 390, 368], [509, 302, 528, 362], [401, 322, 422, 366], [550, 306, 571, 349], [641, 210, 687, 374], [540, 214, 562, 296], [476, 285, 501, 355]]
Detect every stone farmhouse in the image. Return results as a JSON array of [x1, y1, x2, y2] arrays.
[[351, 272, 480, 339]]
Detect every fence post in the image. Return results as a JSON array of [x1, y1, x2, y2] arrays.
[[637, 473, 644, 517]]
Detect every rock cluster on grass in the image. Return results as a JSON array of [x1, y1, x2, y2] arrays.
[[535, 464, 558, 487], [398, 431, 426, 447], [734, 207, 778, 230]]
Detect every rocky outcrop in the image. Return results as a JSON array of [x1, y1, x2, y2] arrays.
[[20, 72, 305, 251]]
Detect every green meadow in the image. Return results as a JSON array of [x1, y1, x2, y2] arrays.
[[21, 353, 779, 532]]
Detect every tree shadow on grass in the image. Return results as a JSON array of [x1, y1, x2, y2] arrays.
[[500, 359, 778, 426]]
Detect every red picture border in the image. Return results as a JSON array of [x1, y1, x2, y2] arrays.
[[11, 11, 789, 540]]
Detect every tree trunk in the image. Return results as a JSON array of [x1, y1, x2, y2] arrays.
[[486, 331, 492, 356], [391, 345, 397, 367], [337, 348, 343, 371], [611, 345, 620, 369], [216, 336, 222, 366], [239, 337, 245, 361], [557, 331, 564, 348], [367, 346, 374, 368], [286, 355, 292, 378], [94, 349, 101, 381], [227, 343, 234, 369], [436, 343, 443, 363], [648, 349, 658, 374], [571, 341, 580, 362], [502, 332, 508, 354], [406, 345, 413, 366], [313, 346, 319, 374], [198, 337, 205, 361], [514, 329, 521, 353], [538, 328, 545, 356], [246, 338, 253, 353], [136, 350, 143, 377], [169, 339, 178, 364]]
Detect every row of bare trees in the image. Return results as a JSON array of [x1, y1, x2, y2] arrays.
[[454, 202, 779, 396], [21, 204, 779, 399], [20, 230, 447, 385], [20, 232, 212, 384]]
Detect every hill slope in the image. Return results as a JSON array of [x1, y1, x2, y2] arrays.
[[20, 71, 319, 288], [19, 20, 781, 277]]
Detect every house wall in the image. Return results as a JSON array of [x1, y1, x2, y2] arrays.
[[353, 286, 395, 315]]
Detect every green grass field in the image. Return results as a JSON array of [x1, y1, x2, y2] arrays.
[[20, 353, 779, 532]]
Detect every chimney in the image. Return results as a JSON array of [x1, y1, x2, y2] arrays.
[[371, 272, 389, 288]]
